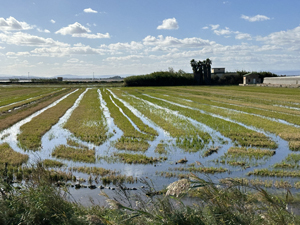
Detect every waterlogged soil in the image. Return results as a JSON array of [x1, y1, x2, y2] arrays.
[[0, 86, 299, 205]]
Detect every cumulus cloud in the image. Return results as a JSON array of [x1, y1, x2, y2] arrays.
[[101, 41, 144, 51], [214, 27, 231, 36], [83, 8, 98, 13], [157, 18, 179, 30], [0, 16, 34, 31], [143, 35, 214, 48], [37, 28, 50, 33], [104, 55, 144, 62], [210, 24, 220, 30], [55, 22, 110, 38], [256, 25, 300, 47], [50, 19, 56, 24], [0, 32, 69, 47], [30, 45, 103, 57], [241, 14, 270, 22], [56, 22, 90, 35], [235, 33, 252, 40], [6, 51, 31, 56]]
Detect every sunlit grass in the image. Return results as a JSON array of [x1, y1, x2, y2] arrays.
[[172, 166, 228, 174], [18, 89, 84, 150], [155, 143, 168, 154], [248, 168, 300, 177], [64, 89, 108, 145], [41, 159, 65, 168], [52, 145, 95, 163], [0, 88, 72, 132], [121, 88, 276, 149], [114, 152, 167, 164], [114, 137, 150, 152], [0, 143, 28, 166]]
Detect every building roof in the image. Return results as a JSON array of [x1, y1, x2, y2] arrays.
[[243, 72, 258, 77]]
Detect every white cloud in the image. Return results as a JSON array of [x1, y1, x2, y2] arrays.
[[256, 25, 300, 48], [202, 26, 209, 30], [104, 55, 144, 62], [30, 45, 103, 57], [241, 14, 270, 22], [157, 18, 179, 30], [210, 24, 220, 30], [235, 33, 252, 40], [101, 41, 144, 51], [56, 22, 90, 35], [73, 33, 110, 39], [67, 58, 80, 63], [0, 32, 69, 47], [50, 19, 56, 24], [6, 51, 30, 56], [55, 22, 110, 38], [143, 35, 215, 48], [214, 27, 232, 36], [0, 16, 34, 31], [83, 8, 98, 13], [37, 28, 50, 33]]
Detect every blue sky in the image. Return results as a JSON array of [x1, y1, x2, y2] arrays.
[[0, 0, 300, 77]]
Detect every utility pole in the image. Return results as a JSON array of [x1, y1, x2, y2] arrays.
[[93, 72, 94, 81], [28, 72, 29, 80]]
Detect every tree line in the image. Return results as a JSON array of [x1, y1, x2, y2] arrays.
[[124, 59, 278, 86]]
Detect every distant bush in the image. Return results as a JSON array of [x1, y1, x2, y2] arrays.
[[31, 78, 62, 83], [124, 70, 194, 86], [9, 79, 19, 82]]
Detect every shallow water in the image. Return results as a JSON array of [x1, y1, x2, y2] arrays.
[[1, 87, 299, 205], [0, 89, 79, 160]]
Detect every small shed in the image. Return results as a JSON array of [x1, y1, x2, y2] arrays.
[[243, 72, 261, 85]]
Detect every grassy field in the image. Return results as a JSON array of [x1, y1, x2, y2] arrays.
[[17, 89, 85, 150], [0, 85, 300, 222]]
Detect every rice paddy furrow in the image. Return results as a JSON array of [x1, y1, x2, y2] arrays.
[[63, 89, 108, 145], [111, 89, 214, 151], [101, 89, 150, 151], [0, 88, 73, 132], [0, 87, 64, 107], [148, 92, 300, 146], [124, 90, 276, 148], [141, 87, 300, 125], [17, 89, 84, 151], [108, 89, 158, 137]]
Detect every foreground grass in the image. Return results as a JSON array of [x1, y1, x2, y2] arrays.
[[64, 89, 108, 145], [72, 166, 137, 185], [18, 89, 84, 150], [0, 143, 28, 166], [1, 166, 299, 224], [52, 145, 95, 163]]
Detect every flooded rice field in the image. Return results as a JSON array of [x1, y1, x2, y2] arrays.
[[0, 85, 300, 204]]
